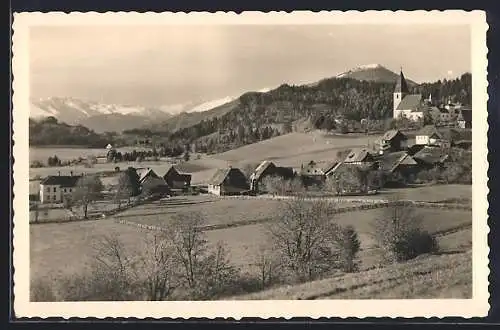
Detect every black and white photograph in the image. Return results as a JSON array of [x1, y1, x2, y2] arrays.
[[12, 11, 489, 318]]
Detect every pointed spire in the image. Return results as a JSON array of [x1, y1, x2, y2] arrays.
[[394, 68, 409, 94]]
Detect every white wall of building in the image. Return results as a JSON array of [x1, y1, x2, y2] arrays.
[[415, 135, 430, 145], [40, 185, 74, 203], [207, 184, 221, 196]]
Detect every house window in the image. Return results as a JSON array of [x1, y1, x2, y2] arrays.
[[53, 187, 57, 192], [63, 188, 67, 193], [69, 188, 72, 192], [46, 187, 50, 193]]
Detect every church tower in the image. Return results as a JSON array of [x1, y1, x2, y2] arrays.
[[393, 69, 410, 118]]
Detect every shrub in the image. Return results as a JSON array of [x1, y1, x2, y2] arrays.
[[373, 201, 439, 263], [334, 225, 361, 273]]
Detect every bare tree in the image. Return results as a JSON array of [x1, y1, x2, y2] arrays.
[[166, 212, 237, 299], [268, 198, 342, 282], [253, 243, 280, 289], [138, 233, 176, 301], [73, 175, 103, 218]]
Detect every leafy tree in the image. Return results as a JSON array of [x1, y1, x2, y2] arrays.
[[334, 225, 361, 273], [372, 197, 438, 263], [115, 170, 140, 208], [73, 175, 103, 219]]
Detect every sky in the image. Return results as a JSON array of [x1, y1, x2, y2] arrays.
[[29, 25, 471, 107]]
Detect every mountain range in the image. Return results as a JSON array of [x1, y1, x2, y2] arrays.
[[29, 65, 415, 133]]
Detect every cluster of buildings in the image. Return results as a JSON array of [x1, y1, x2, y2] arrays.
[[36, 122, 471, 203], [37, 165, 193, 204], [392, 69, 472, 129]]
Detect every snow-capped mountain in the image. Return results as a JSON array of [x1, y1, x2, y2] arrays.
[[335, 64, 417, 84]]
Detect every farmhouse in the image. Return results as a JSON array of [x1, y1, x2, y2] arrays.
[[378, 151, 418, 185], [343, 148, 375, 166], [249, 161, 295, 192], [457, 108, 472, 129], [40, 174, 81, 204], [136, 168, 161, 184], [413, 146, 450, 168], [208, 167, 249, 196], [393, 69, 424, 120], [415, 125, 443, 146], [300, 161, 328, 186], [163, 166, 192, 189], [141, 175, 171, 197], [376, 129, 408, 154]]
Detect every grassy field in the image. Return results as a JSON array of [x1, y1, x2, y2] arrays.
[[115, 195, 286, 227], [372, 185, 472, 203], [31, 194, 472, 285], [212, 131, 381, 167], [230, 250, 472, 300]]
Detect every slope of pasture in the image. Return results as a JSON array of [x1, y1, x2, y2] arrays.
[[30, 219, 152, 282], [212, 131, 381, 166], [114, 196, 285, 227], [230, 251, 472, 300], [204, 208, 472, 271], [30, 205, 472, 294]]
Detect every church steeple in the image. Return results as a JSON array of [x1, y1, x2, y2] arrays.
[[394, 69, 409, 94], [393, 68, 409, 118]]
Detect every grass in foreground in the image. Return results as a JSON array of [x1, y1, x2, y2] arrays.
[[229, 250, 472, 300]]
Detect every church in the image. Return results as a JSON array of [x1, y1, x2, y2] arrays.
[[393, 69, 424, 121]]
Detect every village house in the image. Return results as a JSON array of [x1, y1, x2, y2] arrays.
[[39, 173, 81, 204], [429, 106, 453, 124], [413, 146, 450, 169], [134, 168, 171, 197], [377, 151, 419, 185], [207, 167, 249, 196], [376, 129, 408, 154], [299, 160, 330, 186], [134, 168, 169, 194], [457, 108, 472, 129], [415, 125, 444, 146], [393, 69, 424, 121], [343, 148, 375, 166], [163, 166, 192, 190], [249, 161, 295, 192]]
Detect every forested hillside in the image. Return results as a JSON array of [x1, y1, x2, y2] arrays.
[[149, 73, 471, 154], [29, 117, 109, 147]]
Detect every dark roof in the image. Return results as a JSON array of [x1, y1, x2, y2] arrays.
[[344, 148, 373, 163], [164, 165, 192, 179], [378, 151, 417, 173], [418, 125, 442, 138], [413, 147, 449, 165], [458, 109, 472, 122], [40, 175, 81, 187], [394, 70, 410, 94], [382, 129, 407, 141], [397, 94, 423, 111]]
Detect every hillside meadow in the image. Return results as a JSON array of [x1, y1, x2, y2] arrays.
[[31, 195, 472, 287]]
